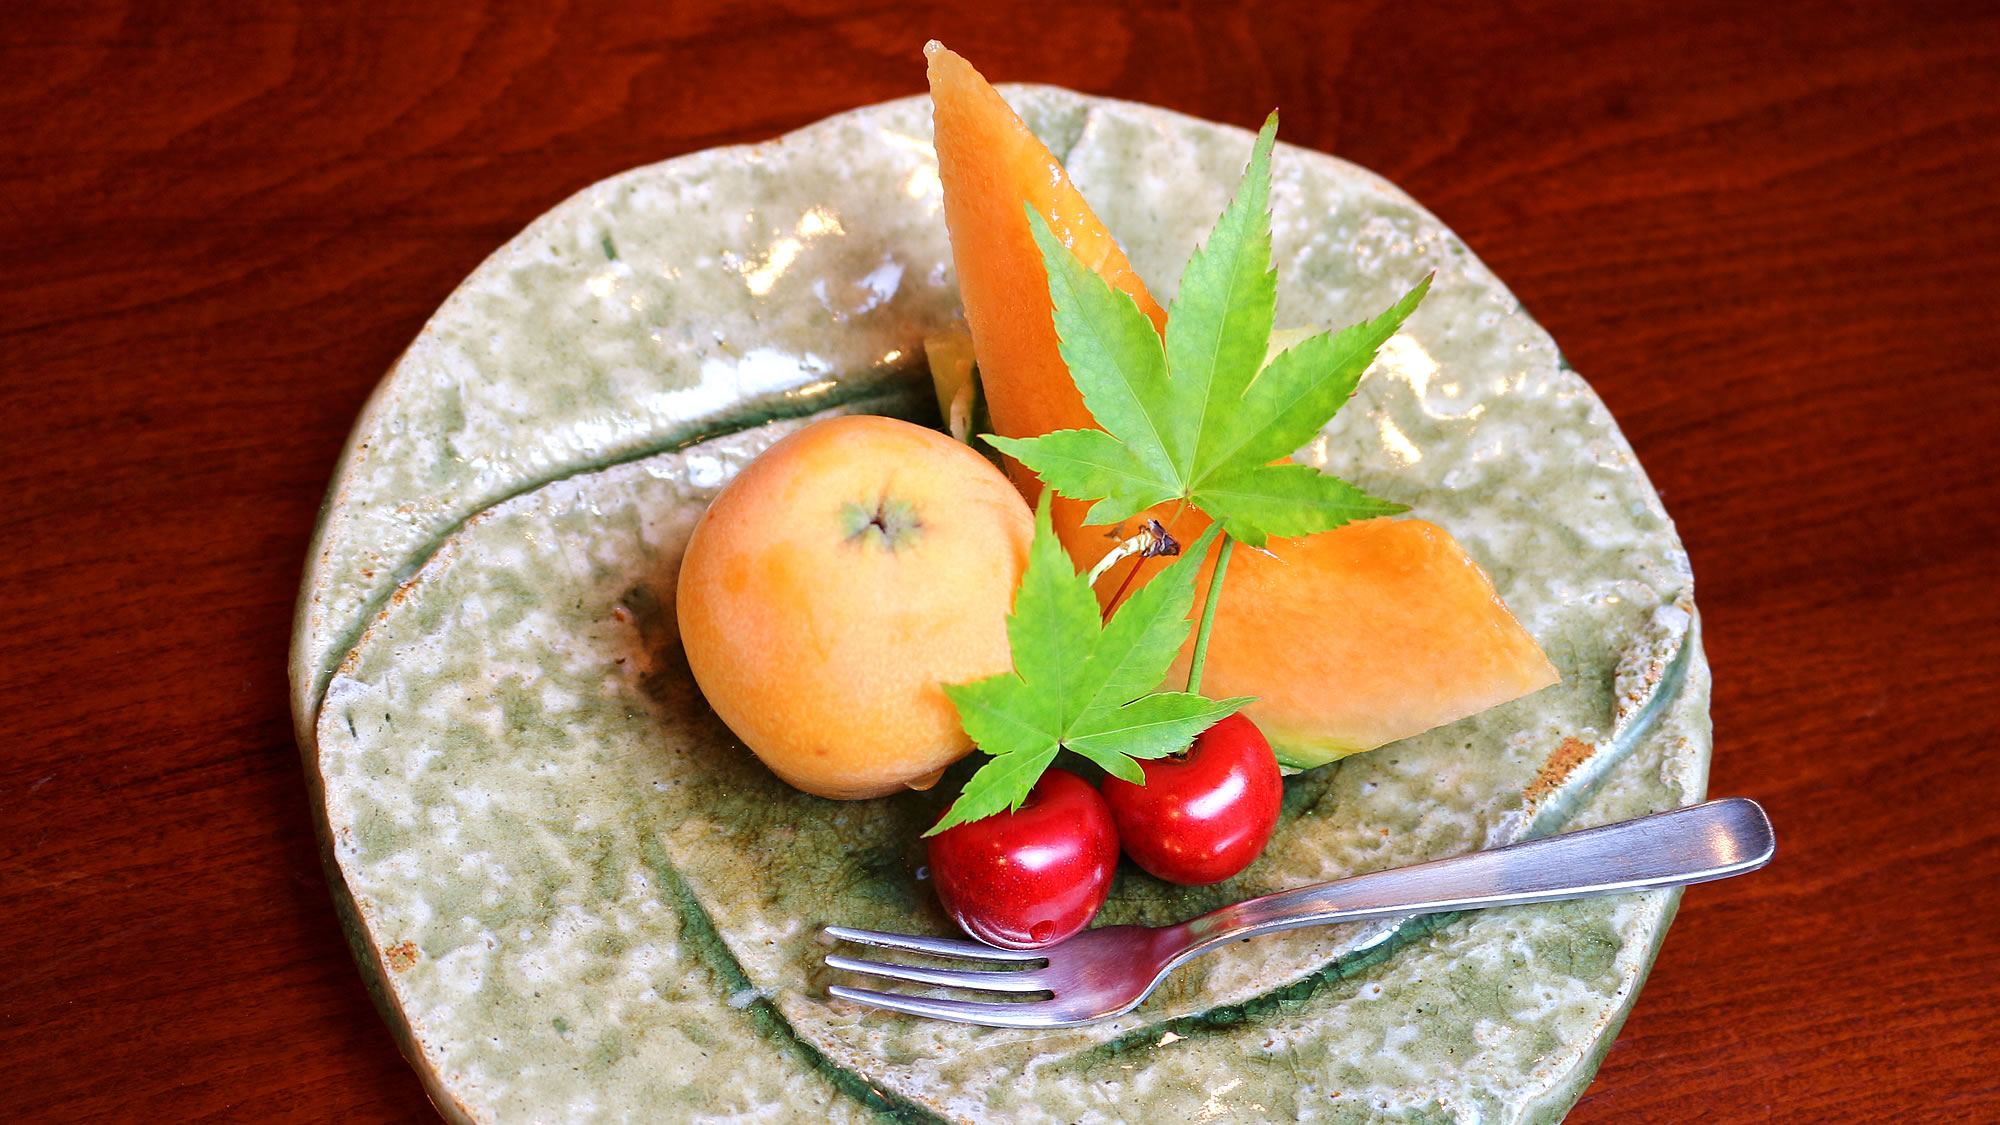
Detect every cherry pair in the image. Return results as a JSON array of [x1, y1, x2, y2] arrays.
[[926, 713, 1283, 949]]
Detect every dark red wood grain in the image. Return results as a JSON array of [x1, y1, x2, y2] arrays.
[[3, 2, 1996, 1121]]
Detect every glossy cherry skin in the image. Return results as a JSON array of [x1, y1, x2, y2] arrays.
[[927, 769, 1120, 949], [1101, 712, 1283, 885]]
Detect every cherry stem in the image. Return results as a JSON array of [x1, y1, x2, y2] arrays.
[[1101, 502, 1189, 622], [1185, 534, 1236, 696], [1084, 521, 1176, 588], [1100, 553, 1144, 622]]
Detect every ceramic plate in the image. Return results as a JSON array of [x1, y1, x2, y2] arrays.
[[291, 87, 1708, 1125]]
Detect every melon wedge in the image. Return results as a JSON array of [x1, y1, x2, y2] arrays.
[[925, 42, 1181, 589], [926, 41, 1164, 501], [925, 44, 1558, 767], [1168, 520, 1562, 764]]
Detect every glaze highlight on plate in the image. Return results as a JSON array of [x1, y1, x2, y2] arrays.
[[293, 87, 1707, 1124]]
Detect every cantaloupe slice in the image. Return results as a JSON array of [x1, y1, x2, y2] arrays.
[[926, 41, 1166, 473], [925, 43, 1558, 767], [1167, 520, 1562, 764], [925, 42, 1179, 591]]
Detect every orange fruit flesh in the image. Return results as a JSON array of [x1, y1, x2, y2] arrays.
[[676, 415, 1035, 797], [926, 44, 1557, 765], [1171, 520, 1561, 763], [926, 41, 1163, 513]]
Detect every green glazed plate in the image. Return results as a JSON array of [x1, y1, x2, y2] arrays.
[[292, 87, 1708, 1124]]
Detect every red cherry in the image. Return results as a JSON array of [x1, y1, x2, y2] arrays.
[[926, 769, 1120, 949], [1101, 712, 1282, 885]]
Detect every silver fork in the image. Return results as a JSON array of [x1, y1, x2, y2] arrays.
[[824, 797, 1774, 1027]]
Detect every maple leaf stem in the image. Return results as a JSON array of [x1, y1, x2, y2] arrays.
[[1184, 534, 1236, 696]]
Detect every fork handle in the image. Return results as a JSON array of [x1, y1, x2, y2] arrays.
[[1177, 798, 1774, 952]]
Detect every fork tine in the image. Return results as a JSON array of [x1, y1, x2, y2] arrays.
[[824, 954, 1048, 993], [820, 926, 1044, 962], [828, 985, 1072, 1028]]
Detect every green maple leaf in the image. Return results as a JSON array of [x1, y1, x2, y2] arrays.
[[987, 113, 1432, 548], [928, 496, 1251, 836]]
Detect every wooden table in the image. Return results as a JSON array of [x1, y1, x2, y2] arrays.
[[4, 2, 1996, 1121]]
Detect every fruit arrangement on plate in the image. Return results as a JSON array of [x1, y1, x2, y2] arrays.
[[294, 42, 1707, 1125], [678, 45, 1563, 950]]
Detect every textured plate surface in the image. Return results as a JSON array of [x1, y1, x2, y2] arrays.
[[293, 88, 1708, 1124]]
